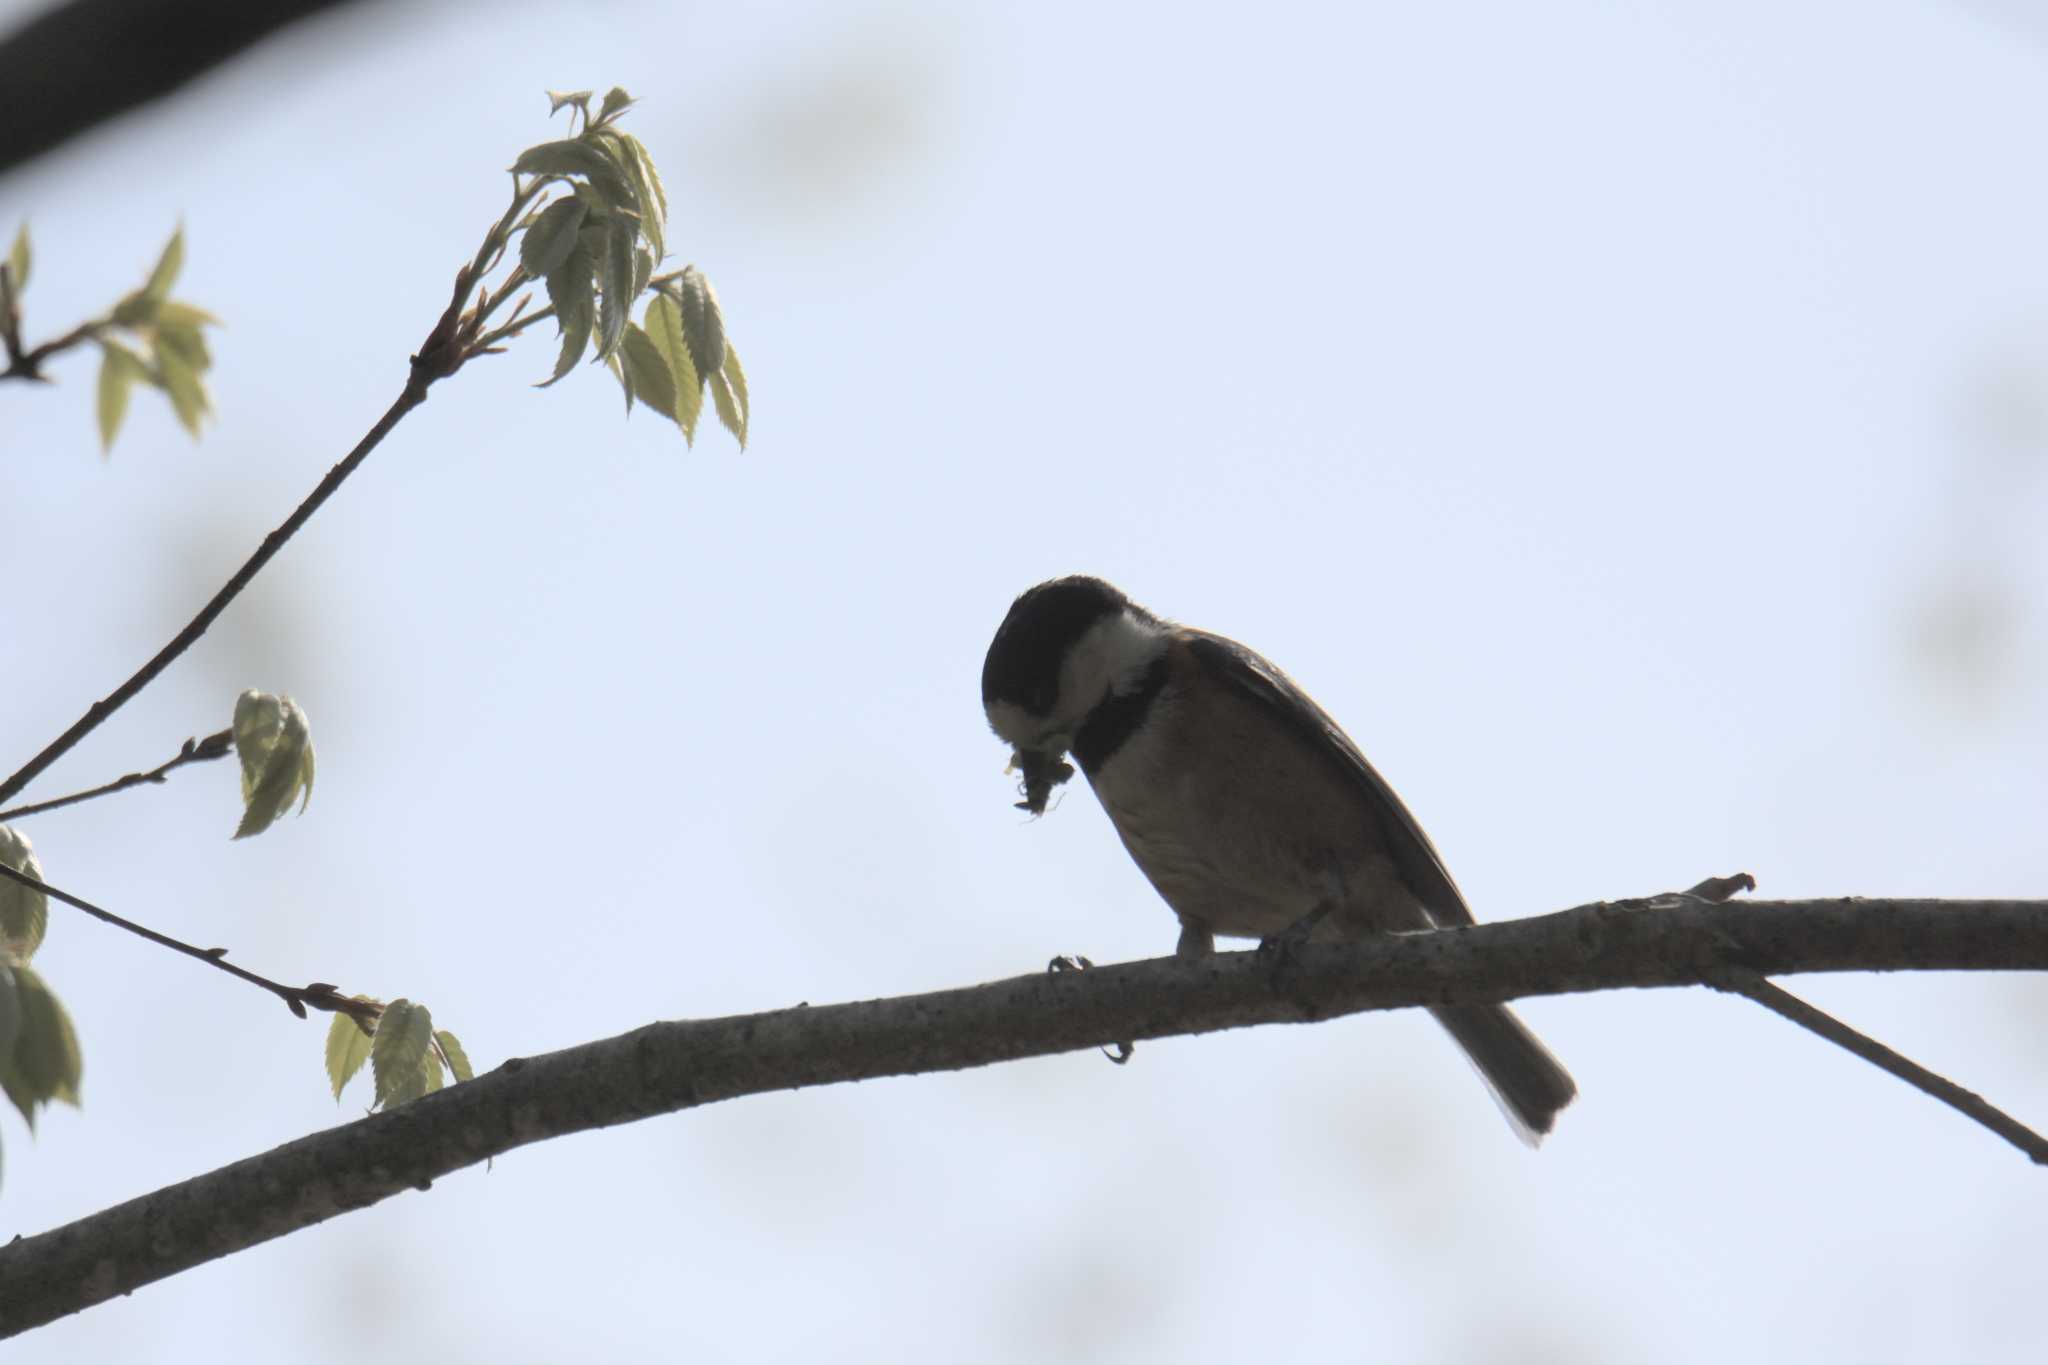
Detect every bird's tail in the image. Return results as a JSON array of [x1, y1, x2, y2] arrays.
[[1429, 1003, 1578, 1145]]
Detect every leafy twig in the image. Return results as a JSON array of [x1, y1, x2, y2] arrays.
[[0, 858, 374, 1024], [0, 728, 233, 822]]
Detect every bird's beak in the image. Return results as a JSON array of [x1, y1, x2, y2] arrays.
[[1011, 747, 1075, 816]]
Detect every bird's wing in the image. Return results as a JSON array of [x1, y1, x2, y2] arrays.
[[1183, 630, 1476, 927]]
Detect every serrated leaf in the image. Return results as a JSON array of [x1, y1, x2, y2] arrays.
[[154, 343, 209, 438], [95, 342, 140, 453], [620, 322, 678, 420], [643, 293, 701, 444], [672, 268, 727, 403], [418, 1049, 445, 1095], [3, 965, 81, 1125], [594, 130, 664, 261], [0, 825, 48, 961], [324, 1009, 375, 1101], [370, 999, 432, 1108], [540, 241, 596, 386], [546, 89, 593, 118], [144, 225, 184, 303], [518, 197, 588, 279], [6, 222, 28, 291], [605, 349, 633, 413], [510, 140, 635, 215], [435, 1030, 474, 1083], [597, 86, 635, 125], [232, 691, 314, 838], [594, 219, 636, 360], [711, 342, 749, 449], [633, 245, 653, 298]]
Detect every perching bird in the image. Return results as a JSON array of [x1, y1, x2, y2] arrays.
[[981, 575, 1576, 1143]]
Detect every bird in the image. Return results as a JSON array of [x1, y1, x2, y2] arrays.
[[981, 574, 1576, 1143]]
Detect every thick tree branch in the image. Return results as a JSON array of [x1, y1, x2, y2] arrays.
[[1, 895, 2043, 1336], [0, 0, 382, 179]]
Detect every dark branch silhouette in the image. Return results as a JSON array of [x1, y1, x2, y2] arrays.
[[0, 728, 233, 822], [1, 894, 2043, 1337], [0, 0, 388, 179]]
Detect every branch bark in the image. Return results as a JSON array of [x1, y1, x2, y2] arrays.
[[2, 895, 2043, 1337]]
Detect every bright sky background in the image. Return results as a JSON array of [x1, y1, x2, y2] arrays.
[[5, 0, 2048, 1360]]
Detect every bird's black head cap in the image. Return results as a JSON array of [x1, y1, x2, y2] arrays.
[[981, 575, 1132, 716]]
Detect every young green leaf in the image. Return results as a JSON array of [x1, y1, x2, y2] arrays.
[[435, 1030, 474, 1083], [417, 1048, 445, 1096], [605, 349, 633, 413], [541, 242, 596, 386], [324, 1010, 375, 1101], [155, 318, 213, 371], [546, 89, 593, 120], [0, 964, 19, 1064], [0, 826, 45, 961], [0, 964, 81, 1126], [232, 691, 316, 838], [369, 999, 432, 1109], [643, 293, 701, 444], [672, 267, 727, 402], [594, 130, 665, 260], [6, 221, 28, 291], [154, 344, 210, 437], [143, 225, 185, 303], [619, 322, 679, 420], [594, 218, 636, 360], [712, 342, 750, 449], [596, 86, 635, 125], [633, 245, 653, 298], [95, 341, 141, 453], [519, 197, 589, 279], [511, 140, 636, 214], [152, 300, 221, 330]]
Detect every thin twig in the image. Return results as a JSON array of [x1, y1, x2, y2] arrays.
[[0, 376, 430, 810], [1707, 968, 2048, 1165], [0, 314, 111, 382], [0, 858, 374, 1024], [0, 728, 233, 822]]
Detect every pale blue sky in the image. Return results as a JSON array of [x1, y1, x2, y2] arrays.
[[5, 1, 2048, 1360]]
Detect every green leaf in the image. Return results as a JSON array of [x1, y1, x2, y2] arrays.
[[594, 219, 636, 360], [0, 964, 19, 1063], [605, 349, 633, 412], [144, 225, 185, 303], [518, 197, 588, 279], [418, 1048, 445, 1095], [596, 86, 635, 125], [232, 691, 314, 838], [95, 340, 142, 453], [672, 267, 727, 405], [511, 140, 635, 214], [0, 964, 81, 1128], [643, 293, 701, 444], [435, 1030, 474, 1083], [110, 290, 159, 328], [324, 1009, 375, 1101], [541, 241, 596, 386], [370, 999, 432, 1109], [6, 222, 27, 291], [155, 318, 212, 371], [619, 322, 678, 421], [594, 130, 665, 260], [154, 343, 210, 438], [153, 300, 220, 330], [546, 89, 593, 120], [712, 341, 749, 449], [633, 245, 653, 299], [0, 825, 48, 961]]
